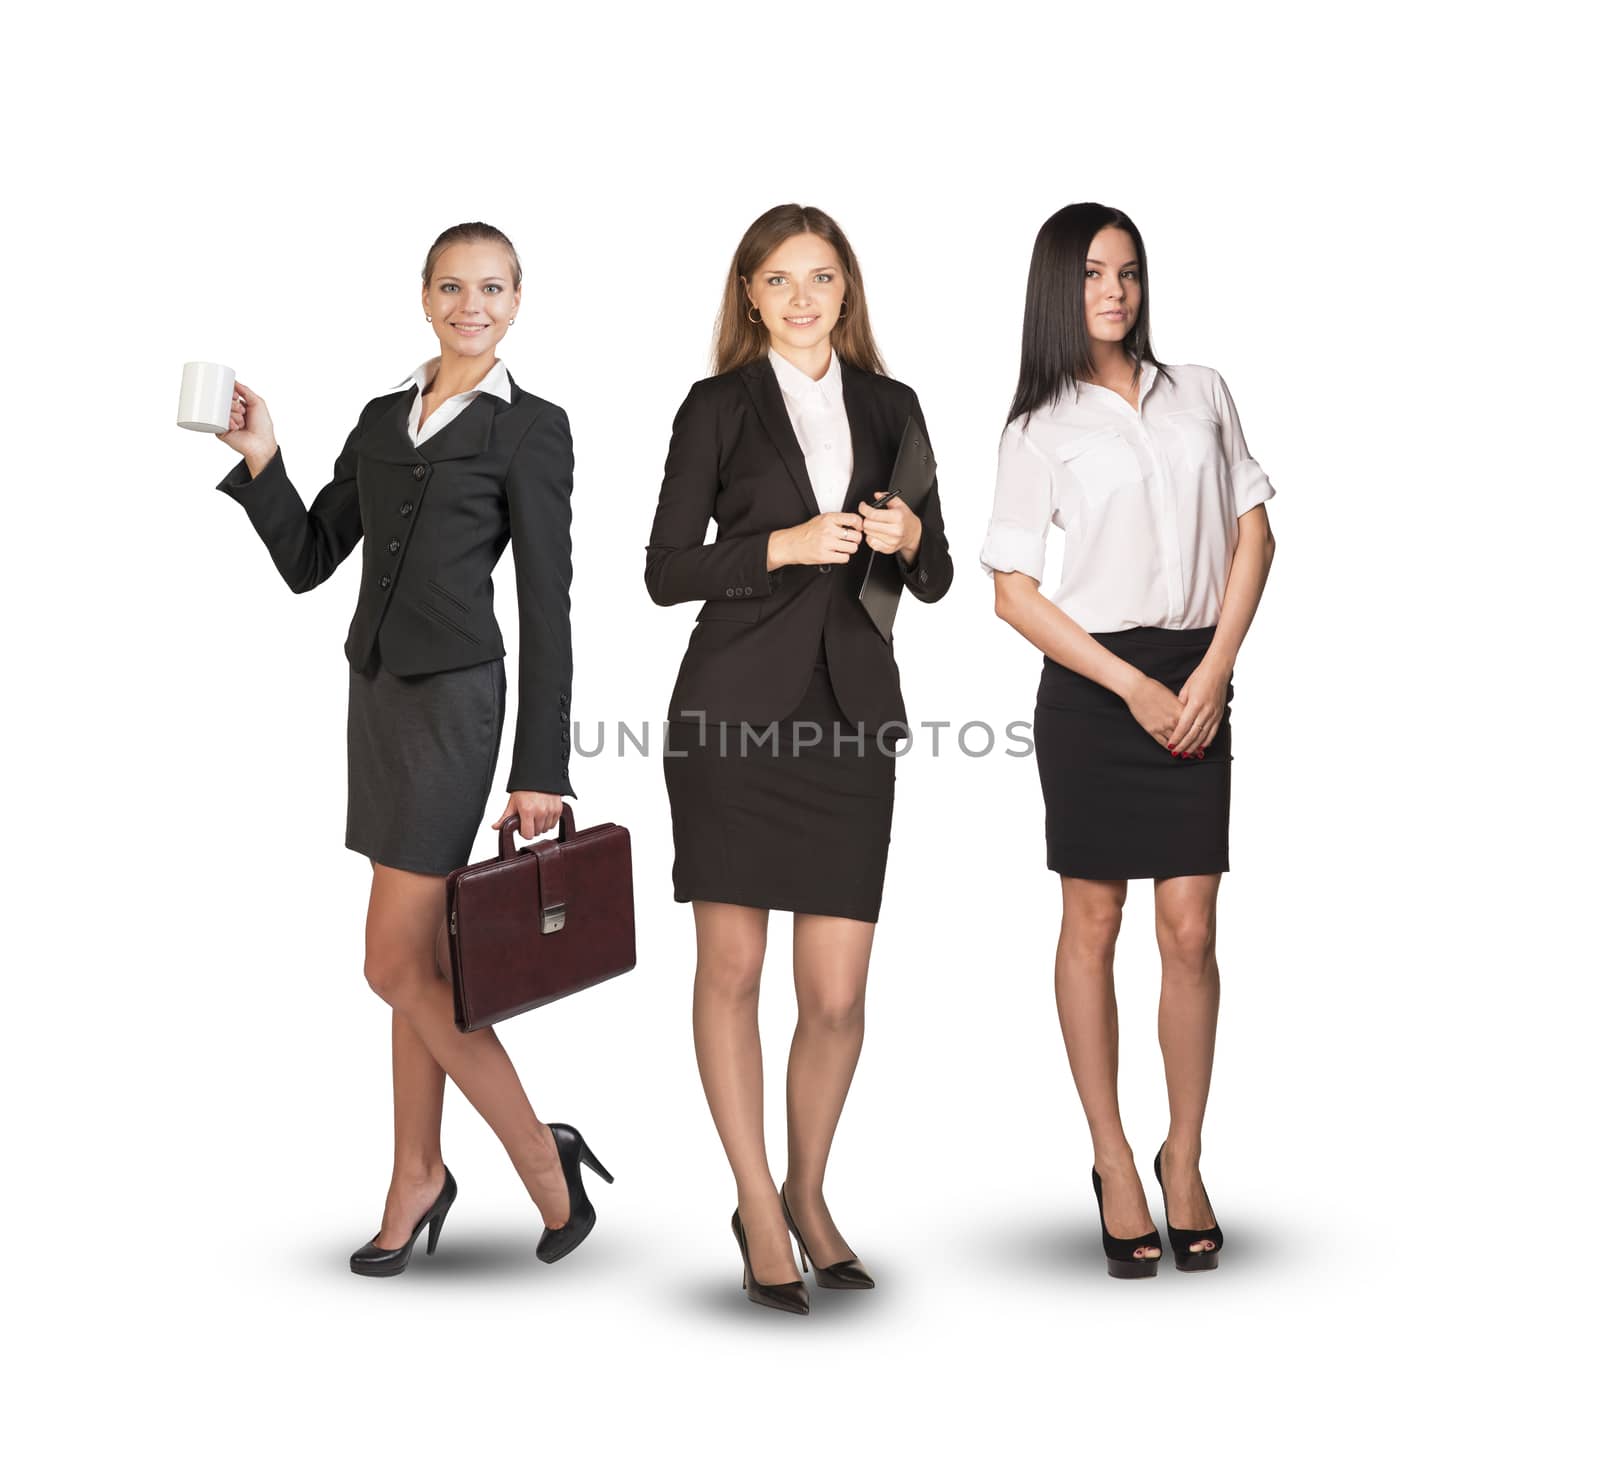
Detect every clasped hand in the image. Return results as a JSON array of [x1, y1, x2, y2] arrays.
[[771, 497, 922, 568], [1125, 658, 1230, 757]]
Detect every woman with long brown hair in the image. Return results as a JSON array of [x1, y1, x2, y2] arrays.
[[645, 204, 952, 1313], [211, 222, 610, 1275]]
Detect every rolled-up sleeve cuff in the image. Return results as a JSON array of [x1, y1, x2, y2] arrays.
[[1231, 458, 1276, 517], [978, 527, 1047, 583]]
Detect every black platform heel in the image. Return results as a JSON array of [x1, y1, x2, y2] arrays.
[[731, 1210, 810, 1315], [1090, 1167, 1162, 1279], [535, 1124, 613, 1264], [1154, 1146, 1223, 1270], [780, 1184, 875, 1290], [349, 1167, 458, 1277]]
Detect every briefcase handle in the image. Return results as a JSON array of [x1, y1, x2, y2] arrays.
[[498, 803, 577, 860]]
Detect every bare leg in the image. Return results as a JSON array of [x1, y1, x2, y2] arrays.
[[690, 900, 798, 1284], [363, 863, 570, 1229], [374, 1012, 448, 1248], [1056, 877, 1158, 1256], [783, 912, 875, 1266], [1153, 873, 1222, 1252]]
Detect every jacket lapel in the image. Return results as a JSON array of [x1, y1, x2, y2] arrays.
[[740, 359, 820, 519], [839, 361, 879, 513], [417, 389, 497, 463], [363, 388, 421, 464], [362, 379, 507, 464]]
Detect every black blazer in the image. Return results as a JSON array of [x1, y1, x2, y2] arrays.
[[645, 358, 953, 728], [216, 376, 575, 796]]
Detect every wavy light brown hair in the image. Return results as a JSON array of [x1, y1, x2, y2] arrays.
[[422, 221, 523, 289], [713, 204, 885, 376]]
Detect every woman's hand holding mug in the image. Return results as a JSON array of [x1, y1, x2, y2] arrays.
[[217, 381, 279, 479]]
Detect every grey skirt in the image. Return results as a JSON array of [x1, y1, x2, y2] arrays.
[[345, 659, 506, 876]]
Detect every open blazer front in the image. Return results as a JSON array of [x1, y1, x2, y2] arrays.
[[216, 376, 576, 796], [645, 357, 953, 727]]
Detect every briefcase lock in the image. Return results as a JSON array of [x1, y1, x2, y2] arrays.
[[540, 901, 567, 935]]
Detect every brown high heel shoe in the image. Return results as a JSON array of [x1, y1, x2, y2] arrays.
[[731, 1210, 810, 1315], [781, 1184, 875, 1290]]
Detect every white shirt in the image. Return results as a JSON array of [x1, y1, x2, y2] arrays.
[[978, 362, 1275, 632], [394, 356, 513, 447], [768, 348, 853, 514]]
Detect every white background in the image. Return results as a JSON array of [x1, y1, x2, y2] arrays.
[[6, 1, 1592, 1462]]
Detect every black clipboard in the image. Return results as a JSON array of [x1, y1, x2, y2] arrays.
[[847, 415, 937, 641]]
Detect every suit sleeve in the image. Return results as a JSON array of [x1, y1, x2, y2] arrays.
[[215, 423, 365, 593], [505, 404, 577, 797], [644, 382, 776, 605], [894, 389, 954, 603]]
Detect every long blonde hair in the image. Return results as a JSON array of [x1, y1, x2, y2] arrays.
[[712, 204, 886, 376]]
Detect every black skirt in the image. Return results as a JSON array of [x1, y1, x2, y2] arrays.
[[1034, 627, 1231, 880], [345, 659, 506, 876], [663, 657, 896, 922]]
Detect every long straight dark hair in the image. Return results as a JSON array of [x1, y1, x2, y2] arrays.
[[1007, 203, 1168, 425]]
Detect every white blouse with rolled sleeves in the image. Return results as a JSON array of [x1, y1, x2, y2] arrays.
[[394, 356, 513, 447], [978, 362, 1275, 632], [768, 346, 853, 514]]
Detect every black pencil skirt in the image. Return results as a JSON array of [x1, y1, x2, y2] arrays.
[[663, 656, 897, 922], [345, 659, 506, 876], [1034, 627, 1232, 880]]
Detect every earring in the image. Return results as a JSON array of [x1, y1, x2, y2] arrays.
[[426, 315, 432, 322], [838, 299, 848, 318], [747, 304, 760, 323], [509, 317, 516, 324]]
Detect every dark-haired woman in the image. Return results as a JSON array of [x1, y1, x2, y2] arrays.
[[982, 203, 1276, 1277], [645, 204, 952, 1313], [210, 223, 610, 1274]]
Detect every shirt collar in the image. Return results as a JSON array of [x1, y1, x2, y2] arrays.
[[392, 356, 513, 402], [768, 346, 841, 407], [1067, 359, 1159, 409]]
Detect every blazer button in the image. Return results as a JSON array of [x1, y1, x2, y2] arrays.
[[400, 502, 414, 516], [725, 587, 735, 597], [743, 585, 753, 594], [820, 566, 832, 575], [379, 574, 392, 589], [412, 464, 426, 480], [387, 539, 401, 554]]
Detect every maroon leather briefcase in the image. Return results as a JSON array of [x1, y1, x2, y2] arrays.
[[445, 804, 636, 1032]]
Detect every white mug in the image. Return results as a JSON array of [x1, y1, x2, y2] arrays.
[[177, 360, 236, 433]]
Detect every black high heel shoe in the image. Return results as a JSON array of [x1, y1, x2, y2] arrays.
[[1090, 1167, 1162, 1279], [535, 1124, 613, 1264], [731, 1210, 810, 1315], [780, 1184, 875, 1290], [1154, 1146, 1223, 1271], [349, 1167, 458, 1277]]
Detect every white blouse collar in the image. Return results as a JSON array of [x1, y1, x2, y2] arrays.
[[1067, 359, 1160, 411], [393, 356, 513, 402], [767, 346, 841, 406]]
